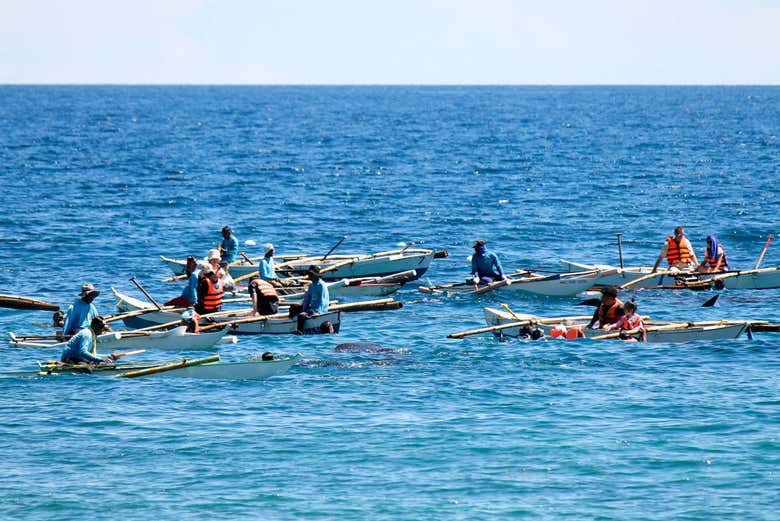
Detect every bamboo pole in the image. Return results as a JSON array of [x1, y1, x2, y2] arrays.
[[121, 355, 220, 378]]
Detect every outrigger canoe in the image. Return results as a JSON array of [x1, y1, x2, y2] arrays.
[[113, 289, 341, 335], [560, 260, 780, 290], [162, 248, 439, 280], [8, 326, 236, 351], [419, 270, 600, 298], [477, 307, 748, 343], [9, 353, 301, 380]]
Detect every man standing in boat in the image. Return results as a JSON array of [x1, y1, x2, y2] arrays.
[[586, 286, 625, 329], [61, 283, 105, 337], [219, 226, 239, 264], [164, 255, 200, 308], [470, 240, 507, 284], [60, 316, 116, 365], [652, 226, 699, 272], [296, 266, 330, 334]]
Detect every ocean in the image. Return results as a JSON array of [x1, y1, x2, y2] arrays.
[[1, 86, 779, 519]]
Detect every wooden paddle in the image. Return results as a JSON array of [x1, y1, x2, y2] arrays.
[[129, 277, 163, 310], [0, 294, 59, 311], [618, 270, 669, 290], [466, 278, 513, 296], [110, 349, 147, 360], [754, 234, 774, 270], [321, 236, 348, 262]]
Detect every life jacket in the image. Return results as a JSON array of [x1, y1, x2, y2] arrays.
[[666, 237, 694, 265], [250, 279, 279, 299], [565, 327, 585, 340], [250, 278, 279, 316], [705, 249, 729, 270], [598, 298, 624, 327], [620, 314, 643, 331], [201, 277, 223, 313]]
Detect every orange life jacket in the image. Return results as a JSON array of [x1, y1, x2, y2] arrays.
[[620, 314, 643, 331], [704, 248, 728, 270], [201, 277, 223, 313], [598, 298, 624, 327], [250, 279, 279, 299], [666, 237, 694, 265]]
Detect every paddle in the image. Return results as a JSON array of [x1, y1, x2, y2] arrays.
[[616, 232, 624, 270], [110, 349, 146, 360], [465, 278, 513, 296], [618, 270, 669, 290], [321, 236, 348, 262], [240, 252, 255, 265], [0, 294, 59, 311], [754, 234, 774, 270], [129, 277, 162, 310]]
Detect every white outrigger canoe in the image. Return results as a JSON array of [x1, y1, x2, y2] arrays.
[[481, 307, 748, 343], [420, 270, 600, 298], [8, 326, 236, 351], [162, 248, 437, 281], [113, 289, 341, 335], [20, 353, 301, 380], [560, 260, 780, 290]]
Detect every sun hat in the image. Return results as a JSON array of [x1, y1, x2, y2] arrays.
[[263, 243, 274, 255], [78, 283, 100, 298], [207, 249, 221, 261]]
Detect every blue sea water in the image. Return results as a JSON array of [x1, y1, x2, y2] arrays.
[[1, 86, 779, 520]]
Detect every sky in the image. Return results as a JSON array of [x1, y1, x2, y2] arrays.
[[1, 0, 778, 84]]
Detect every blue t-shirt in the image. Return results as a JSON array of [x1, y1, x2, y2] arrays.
[[302, 279, 330, 315], [62, 298, 99, 336], [182, 270, 200, 303], [220, 236, 239, 263], [471, 251, 504, 278], [61, 329, 102, 363], [259, 257, 276, 281]]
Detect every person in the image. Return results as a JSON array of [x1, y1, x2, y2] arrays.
[[586, 286, 625, 329], [258, 243, 286, 286], [180, 308, 200, 334], [206, 249, 222, 273], [297, 266, 330, 334], [219, 226, 239, 264], [697, 235, 729, 272], [165, 255, 200, 307], [61, 283, 104, 337], [604, 301, 646, 342], [470, 240, 507, 284], [60, 316, 116, 365], [248, 275, 280, 316], [196, 265, 223, 315], [652, 226, 699, 272]]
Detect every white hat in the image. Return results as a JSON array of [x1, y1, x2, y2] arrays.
[[263, 243, 274, 255], [207, 249, 221, 261]]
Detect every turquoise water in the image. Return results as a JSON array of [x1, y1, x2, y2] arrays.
[[1, 86, 779, 519]]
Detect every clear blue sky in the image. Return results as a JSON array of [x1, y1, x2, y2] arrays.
[[2, 0, 778, 84]]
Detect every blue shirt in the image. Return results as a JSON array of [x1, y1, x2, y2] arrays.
[[471, 251, 504, 278], [62, 298, 99, 336], [61, 329, 102, 363], [259, 257, 276, 281], [220, 235, 239, 263], [302, 279, 330, 315], [182, 270, 200, 303]]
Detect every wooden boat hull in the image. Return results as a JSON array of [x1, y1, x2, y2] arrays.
[[33, 354, 301, 380], [113, 289, 340, 335], [9, 326, 235, 351], [483, 308, 747, 343], [162, 249, 434, 281]]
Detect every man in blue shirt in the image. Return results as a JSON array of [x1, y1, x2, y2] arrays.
[[297, 266, 330, 334], [165, 256, 200, 307], [470, 240, 507, 284], [60, 316, 116, 364], [62, 283, 102, 336], [219, 226, 239, 264], [259, 243, 277, 282]]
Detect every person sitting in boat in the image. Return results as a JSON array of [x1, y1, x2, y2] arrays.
[[196, 265, 223, 315], [652, 226, 699, 272], [219, 226, 239, 264], [470, 240, 507, 284], [259, 243, 284, 286], [60, 316, 116, 364], [248, 275, 280, 316], [586, 286, 625, 329], [180, 308, 200, 334], [62, 283, 106, 337], [696, 235, 729, 273], [296, 266, 330, 334], [164, 255, 200, 308], [604, 301, 646, 341], [205, 249, 222, 274]]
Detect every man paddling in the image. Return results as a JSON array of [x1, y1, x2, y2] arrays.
[[296, 266, 330, 334], [470, 240, 507, 284], [652, 226, 698, 272], [586, 286, 625, 329], [164, 255, 199, 307], [61, 283, 104, 337], [219, 226, 239, 264], [60, 316, 117, 365]]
